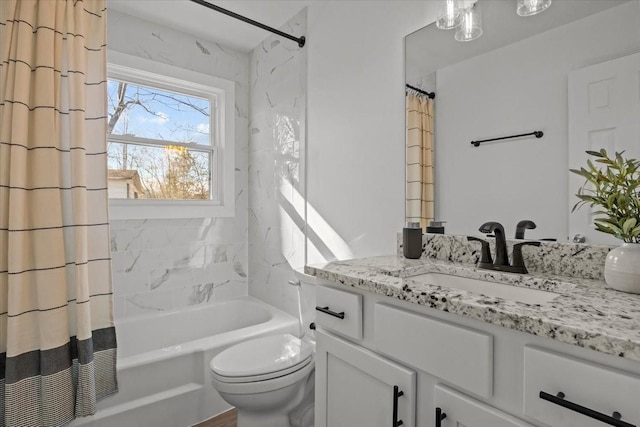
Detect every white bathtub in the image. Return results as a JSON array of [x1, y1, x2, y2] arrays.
[[70, 296, 299, 427]]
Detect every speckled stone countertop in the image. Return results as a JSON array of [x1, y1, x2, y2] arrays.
[[305, 256, 640, 362]]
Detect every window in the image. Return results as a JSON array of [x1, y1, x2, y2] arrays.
[[107, 51, 235, 219]]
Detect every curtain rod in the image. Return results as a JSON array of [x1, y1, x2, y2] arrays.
[[406, 84, 435, 99], [189, 0, 306, 48]]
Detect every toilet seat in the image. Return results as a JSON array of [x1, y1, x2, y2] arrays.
[[210, 334, 313, 384], [211, 356, 314, 397], [212, 356, 312, 383]]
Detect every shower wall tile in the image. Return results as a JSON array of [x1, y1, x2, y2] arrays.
[[110, 219, 249, 318], [248, 10, 307, 317], [107, 11, 250, 319], [112, 295, 126, 320], [213, 279, 249, 302]]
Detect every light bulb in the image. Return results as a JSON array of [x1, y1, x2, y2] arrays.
[[455, 2, 482, 42], [517, 0, 552, 17], [436, 0, 462, 30]]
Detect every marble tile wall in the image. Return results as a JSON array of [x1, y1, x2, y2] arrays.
[[248, 10, 308, 317], [110, 218, 248, 318], [107, 10, 250, 318], [397, 233, 613, 280]]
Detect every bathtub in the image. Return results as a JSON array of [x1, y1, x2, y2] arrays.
[[70, 296, 299, 427]]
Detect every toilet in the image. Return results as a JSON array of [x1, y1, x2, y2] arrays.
[[210, 333, 315, 427]]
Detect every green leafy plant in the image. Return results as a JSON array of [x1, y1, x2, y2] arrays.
[[570, 149, 640, 243]]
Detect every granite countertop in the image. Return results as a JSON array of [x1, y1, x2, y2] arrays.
[[305, 255, 640, 362]]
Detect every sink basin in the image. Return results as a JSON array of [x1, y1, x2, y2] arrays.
[[407, 273, 559, 305]]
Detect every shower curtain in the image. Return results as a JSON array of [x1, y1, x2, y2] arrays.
[[406, 91, 435, 228], [0, 1, 118, 426]]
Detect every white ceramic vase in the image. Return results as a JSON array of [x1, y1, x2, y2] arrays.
[[604, 243, 640, 294]]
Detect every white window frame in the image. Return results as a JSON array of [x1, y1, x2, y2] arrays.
[[107, 50, 235, 220]]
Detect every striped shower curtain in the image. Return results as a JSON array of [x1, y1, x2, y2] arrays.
[[406, 91, 435, 228], [0, 1, 118, 426]]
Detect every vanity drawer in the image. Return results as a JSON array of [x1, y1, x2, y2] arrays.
[[374, 303, 493, 398], [523, 346, 640, 427], [435, 384, 534, 427], [315, 285, 363, 340]]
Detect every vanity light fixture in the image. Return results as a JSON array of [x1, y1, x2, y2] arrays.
[[455, 2, 483, 42], [516, 0, 552, 17], [436, 0, 462, 30], [435, 0, 553, 42]]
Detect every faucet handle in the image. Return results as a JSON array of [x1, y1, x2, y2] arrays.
[[467, 236, 493, 266], [512, 241, 541, 273]]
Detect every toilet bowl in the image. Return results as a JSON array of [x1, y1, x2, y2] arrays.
[[210, 333, 315, 427]]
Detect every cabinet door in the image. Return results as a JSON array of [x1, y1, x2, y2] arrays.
[[435, 384, 534, 427], [315, 330, 416, 427]]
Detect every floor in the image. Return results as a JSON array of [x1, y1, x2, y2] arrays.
[[193, 408, 237, 427]]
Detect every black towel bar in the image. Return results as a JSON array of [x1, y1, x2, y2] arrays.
[[471, 131, 543, 147]]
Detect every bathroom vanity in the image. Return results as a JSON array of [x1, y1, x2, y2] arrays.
[[307, 252, 640, 427]]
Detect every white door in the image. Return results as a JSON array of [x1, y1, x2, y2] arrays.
[[315, 331, 416, 427], [568, 52, 640, 244], [434, 384, 534, 427]]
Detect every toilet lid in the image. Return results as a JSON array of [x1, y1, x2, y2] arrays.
[[210, 334, 313, 378]]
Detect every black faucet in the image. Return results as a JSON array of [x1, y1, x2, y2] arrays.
[[479, 222, 508, 267], [515, 220, 536, 239], [467, 221, 541, 274]]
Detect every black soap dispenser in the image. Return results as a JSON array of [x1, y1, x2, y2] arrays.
[[403, 222, 423, 259]]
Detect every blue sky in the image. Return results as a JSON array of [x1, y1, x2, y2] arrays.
[[107, 79, 211, 146]]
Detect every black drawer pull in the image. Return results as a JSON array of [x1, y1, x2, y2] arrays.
[[392, 385, 404, 426], [539, 391, 636, 427], [435, 407, 447, 427], [315, 306, 345, 319]]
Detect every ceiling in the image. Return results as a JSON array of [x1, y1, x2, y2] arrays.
[[107, 0, 313, 52]]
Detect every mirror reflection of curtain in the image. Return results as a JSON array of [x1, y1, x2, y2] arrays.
[[406, 92, 434, 228]]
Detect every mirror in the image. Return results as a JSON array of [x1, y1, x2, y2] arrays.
[[405, 0, 639, 244]]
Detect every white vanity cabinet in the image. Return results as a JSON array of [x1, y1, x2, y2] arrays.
[[315, 331, 416, 427], [313, 282, 640, 427], [314, 285, 416, 427]]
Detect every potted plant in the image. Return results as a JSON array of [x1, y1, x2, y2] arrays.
[[571, 149, 640, 293]]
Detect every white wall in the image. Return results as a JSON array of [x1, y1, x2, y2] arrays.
[[305, 1, 436, 264], [107, 10, 250, 318], [434, 2, 639, 241]]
